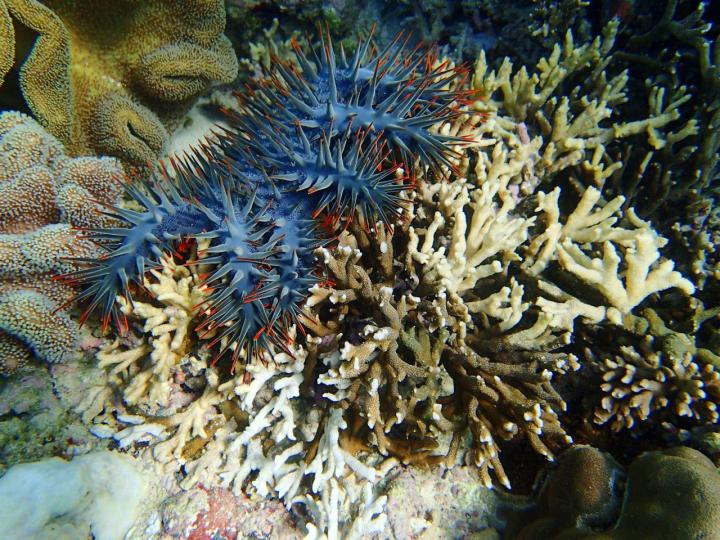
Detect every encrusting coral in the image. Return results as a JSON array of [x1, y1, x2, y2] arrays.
[[0, 0, 238, 167], [50, 20, 719, 538], [0, 110, 123, 375]]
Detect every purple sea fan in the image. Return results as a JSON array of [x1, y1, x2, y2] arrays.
[[61, 28, 475, 369]]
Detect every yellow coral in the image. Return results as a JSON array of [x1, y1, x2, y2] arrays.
[[0, 0, 238, 167], [2, 0, 73, 143]]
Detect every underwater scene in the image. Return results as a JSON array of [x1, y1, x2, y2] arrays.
[[0, 0, 719, 538]]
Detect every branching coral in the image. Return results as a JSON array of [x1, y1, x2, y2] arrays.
[[64, 32, 469, 367], [581, 307, 720, 434], [472, 20, 696, 191], [0, 0, 238, 167], [524, 186, 695, 324], [0, 111, 123, 374], [76, 248, 395, 537], [306, 200, 576, 487], [53, 19, 717, 540]]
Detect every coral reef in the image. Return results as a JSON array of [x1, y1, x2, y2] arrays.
[[466, 17, 720, 450], [65, 31, 468, 367], [0, 111, 123, 374], [611, 0, 720, 220], [22, 9, 717, 538], [472, 2, 720, 301], [504, 445, 720, 540], [0, 0, 238, 167]]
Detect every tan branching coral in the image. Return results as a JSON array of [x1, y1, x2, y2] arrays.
[[584, 307, 720, 433], [74, 247, 394, 537], [592, 346, 719, 432], [0, 111, 123, 374], [309, 231, 457, 462], [306, 215, 576, 489], [1, 0, 238, 167], [472, 20, 697, 190], [90, 250, 209, 409]]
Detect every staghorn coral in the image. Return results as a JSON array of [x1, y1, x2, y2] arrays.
[[0, 111, 123, 374], [472, 20, 697, 192], [307, 224, 575, 490], [0, 0, 238, 167], [504, 445, 720, 540], [612, 0, 720, 216], [366, 78, 691, 486], [472, 3, 720, 303]]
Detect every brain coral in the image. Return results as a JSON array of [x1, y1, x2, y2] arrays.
[[0, 0, 238, 167], [505, 445, 720, 540], [0, 111, 124, 375]]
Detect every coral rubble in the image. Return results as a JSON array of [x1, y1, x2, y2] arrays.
[[0, 0, 238, 167], [0, 110, 123, 375]]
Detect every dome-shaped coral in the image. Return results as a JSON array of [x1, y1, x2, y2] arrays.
[[505, 445, 720, 540]]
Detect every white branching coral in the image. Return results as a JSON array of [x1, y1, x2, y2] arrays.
[[525, 186, 695, 325], [78, 249, 396, 538], [94, 252, 209, 408], [203, 343, 396, 539]]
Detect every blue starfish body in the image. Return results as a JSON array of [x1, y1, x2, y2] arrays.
[[65, 31, 469, 366]]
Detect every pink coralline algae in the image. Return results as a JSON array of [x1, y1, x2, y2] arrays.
[[0, 111, 124, 375]]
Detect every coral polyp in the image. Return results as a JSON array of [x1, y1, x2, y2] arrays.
[[64, 30, 469, 366]]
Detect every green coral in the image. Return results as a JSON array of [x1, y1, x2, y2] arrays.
[[0, 368, 90, 473]]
